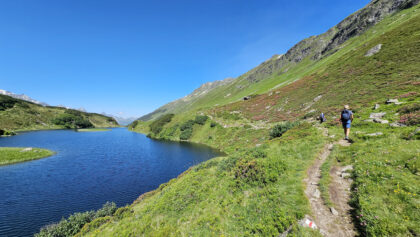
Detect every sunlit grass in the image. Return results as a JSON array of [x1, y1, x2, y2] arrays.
[[0, 147, 55, 165]]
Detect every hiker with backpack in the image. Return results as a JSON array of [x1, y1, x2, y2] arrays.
[[319, 113, 326, 123], [340, 105, 354, 140]]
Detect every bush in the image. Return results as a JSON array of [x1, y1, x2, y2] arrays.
[[0, 129, 16, 136], [247, 147, 267, 158], [179, 128, 193, 140], [94, 201, 117, 218], [113, 206, 133, 220], [149, 114, 174, 134], [36, 202, 117, 237], [399, 113, 420, 126], [180, 120, 195, 131], [194, 115, 208, 125], [128, 120, 139, 129], [52, 113, 93, 129], [269, 122, 297, 138], [76, 216, 111, 236]]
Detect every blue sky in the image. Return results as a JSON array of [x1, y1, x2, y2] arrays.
[[0, 0, 370, 118]]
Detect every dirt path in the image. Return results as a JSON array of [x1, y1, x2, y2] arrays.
[[303, 128, 356, 236]]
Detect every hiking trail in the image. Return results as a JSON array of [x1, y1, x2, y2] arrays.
[[303, 127, 356, 236]]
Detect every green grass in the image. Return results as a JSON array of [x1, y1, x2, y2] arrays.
[[77, 128, 111, 132], [0, 147, 55, 165], [0, 94, 119, 131], [79, 122, 327, 236]]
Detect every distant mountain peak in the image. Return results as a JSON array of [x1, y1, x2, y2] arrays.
[[0, 89, 48, 106]]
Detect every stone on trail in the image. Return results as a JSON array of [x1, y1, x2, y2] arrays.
[[330, 207, 339, 216], [370, 112, 386, 119], [313, 189, 321, 199]]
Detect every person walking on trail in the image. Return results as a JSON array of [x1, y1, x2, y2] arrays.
[[340, 105, 354, 140]]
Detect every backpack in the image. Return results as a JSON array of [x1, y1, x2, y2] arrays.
[[320, 113, 326, 123], [341, 110, 351, 121]]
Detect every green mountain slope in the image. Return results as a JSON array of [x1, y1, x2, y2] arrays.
[[38, 1, 419, 236], [0, 94, 119, 131], [140, 0, 420, 121]]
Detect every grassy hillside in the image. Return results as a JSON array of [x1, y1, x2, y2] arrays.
[[38, 3, 419, 237], [140, 0, 419, 121], [0, 94, 119, 131]]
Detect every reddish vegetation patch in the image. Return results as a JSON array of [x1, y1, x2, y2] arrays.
[[399, 113, 420, 126], [398, 92, 417, 98]]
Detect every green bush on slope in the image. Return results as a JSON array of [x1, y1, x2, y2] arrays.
[[149, 113, 174, 134], [36, 202, 117, 237]]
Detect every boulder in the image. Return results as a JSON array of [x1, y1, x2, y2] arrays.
[[386, 99, 399, 104], [370, 112, 386, 119], [365, 44, 382, 57], [313, 95, 322, 102], [341, 165, 354, 172], [330, 207, 339, 216], [373, 104, 380, 110], [373, 118, 389, 124], [390, 122, 406, 127], [366, 132, 383, 136]]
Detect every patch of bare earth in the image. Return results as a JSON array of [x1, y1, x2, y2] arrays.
[[304, 127, 356, 236]]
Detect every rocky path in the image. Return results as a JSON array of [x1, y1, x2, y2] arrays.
[[303, 127, 356, 236]]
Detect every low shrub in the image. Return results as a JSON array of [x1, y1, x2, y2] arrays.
[[76, 216, 111, 236], [247, 147, 267, 158], [128, 120, 139, 129], [399, 113, 420, 126], [194, 115, 208, 125], [113, 206, 133, 220], [180, 120, 195, 131], [269, 122, 298, 138], [36, 202, 117, 237], [149, 114, 174, 134], [52, 113, 93, 129], [179, 128, 193, 140]]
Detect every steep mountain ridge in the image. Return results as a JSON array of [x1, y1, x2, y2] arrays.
[[140, 0, 419, 121], [139, 77, 234, 121]]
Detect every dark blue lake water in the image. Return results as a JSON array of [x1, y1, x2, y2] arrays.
[[0, 128, 222, 237]]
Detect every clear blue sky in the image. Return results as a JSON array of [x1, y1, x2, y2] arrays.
[[0, 0, 370, 118]]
